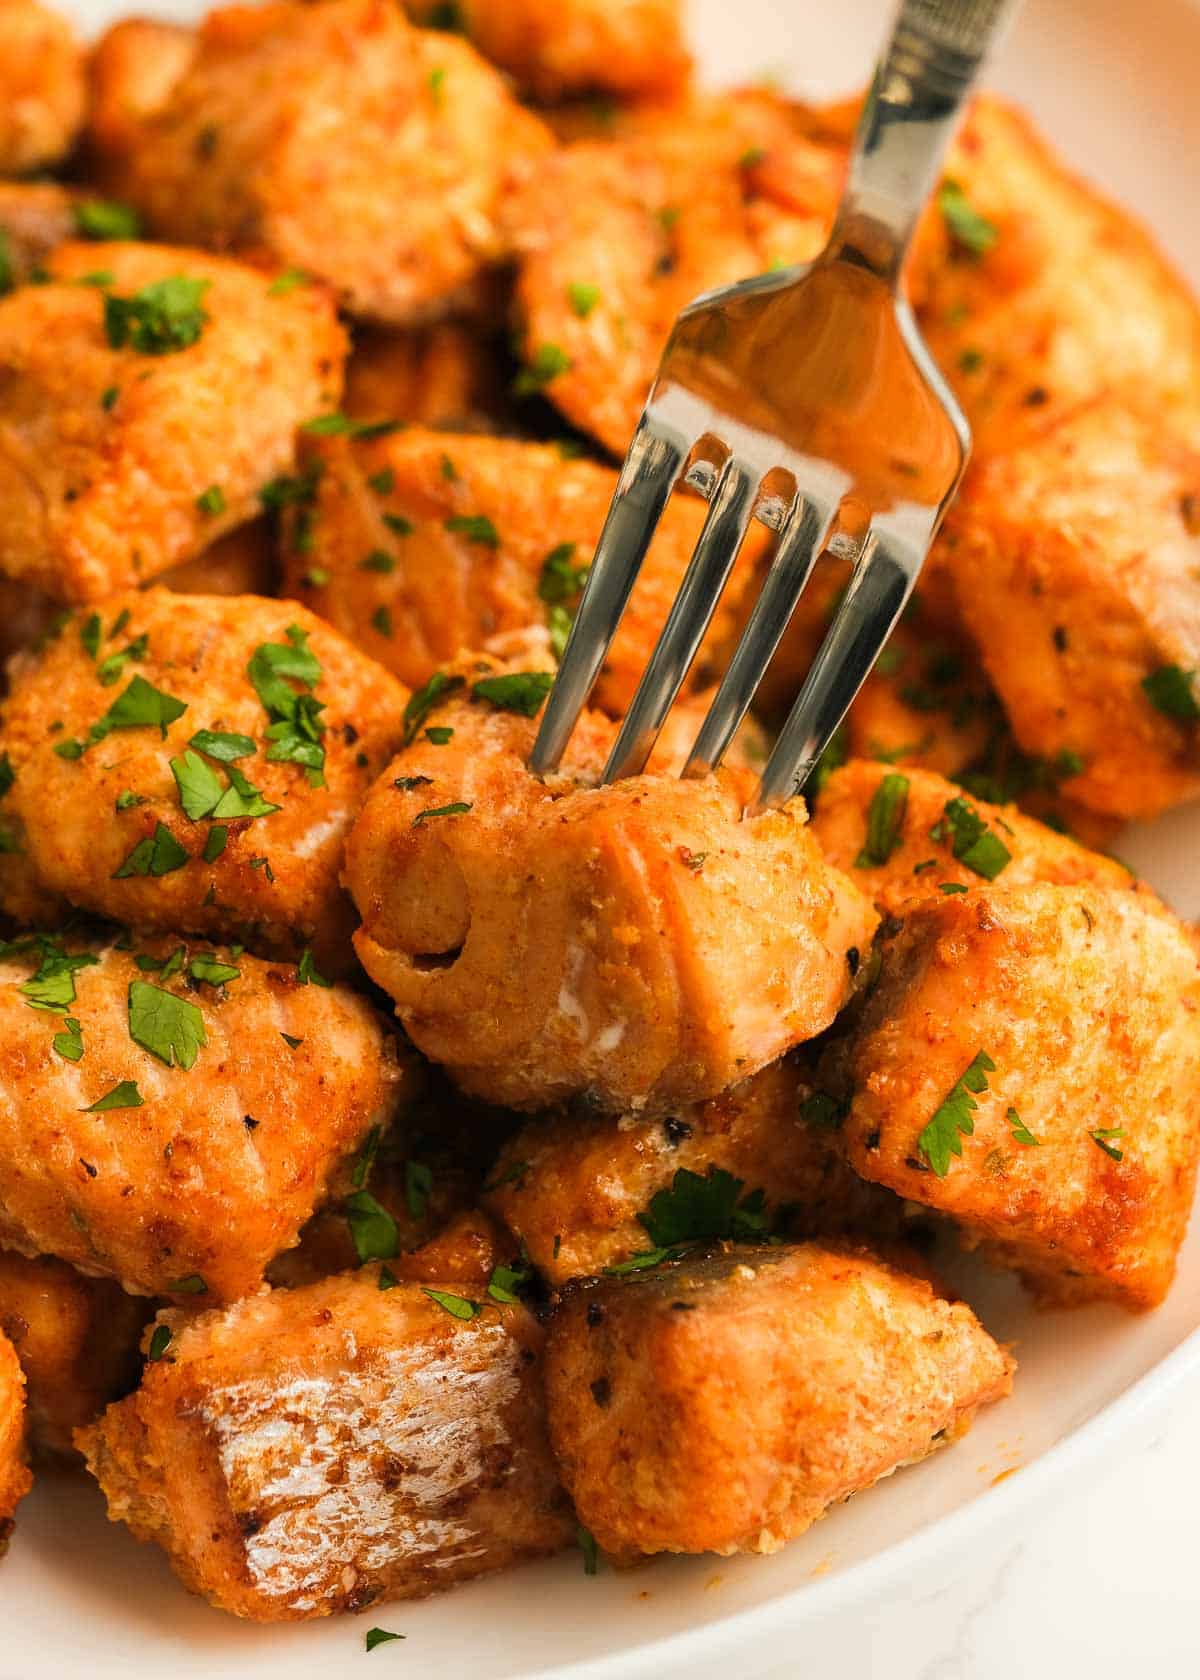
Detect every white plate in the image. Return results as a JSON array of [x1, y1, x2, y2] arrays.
[[13, 0, 1200, 1675]]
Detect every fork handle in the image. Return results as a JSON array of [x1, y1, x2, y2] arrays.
[[829, 0, 1019, 283]]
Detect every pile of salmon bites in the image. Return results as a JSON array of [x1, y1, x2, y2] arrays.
[[0, 0, 1197, 1629]]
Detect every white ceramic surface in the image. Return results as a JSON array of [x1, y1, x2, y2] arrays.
[[11, 0, 1200, 1675]]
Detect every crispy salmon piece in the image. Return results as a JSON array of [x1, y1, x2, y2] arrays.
[[0, 180, 77, 282], [508, 91, 846, 453], [811, 761, 1137, 917], [404, 0, 690, 100], [938, 400, 1200, 822], [0, 592, 406, 967], [85, 17, 197, 167], [818, 883, 1200, 1309], [0, 1330, 29, 1544], [544, 1243, 1012, 1558], [0, 1251, 149, 1458], [484, 1058, 905, 1285], [344, 321, 515, 434], [280, 429, 758, 716], [86, 0, 553, 326], [0, 240, 345, 602], [78, 1272, 573, 1619], [0, 935, 407, 1301], [0, 0, 85, 175], [345, 659, 877, 1113]]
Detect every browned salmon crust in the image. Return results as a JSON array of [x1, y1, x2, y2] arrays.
[[819, 883, 1200, 1309], [0, 1329, 30, 1542], [0, 937, 407, 1300], [0, 241, 345, 603], [78, 1273, 573, 1619], [0, 0, 85, 174], [544, 1243, 1012, 1558], [346, 659, 877, 1113], [0, 1250, 150, 1458], [85, 0, 553, 325]]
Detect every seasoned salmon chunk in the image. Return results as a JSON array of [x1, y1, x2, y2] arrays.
[[0, 240, 345, 602], [0, 1251, 149, 1457], [0, 1330, 30, 1544], [343, 322, 514, 435], [280, 429, 756, 714], [485, 1058, 904, 1284], [0, 935, 405, 1300], [811, 760, 1138, 917], [0, 592, 406, 966], [0, 0, 85, 175], [86, 0, 553, 325], [818, 884, 1200, 1309], [404, 0, 690, 100], [346, 663, 877, 1112], [545, 1244, 1012, 1559], [79, 1272, 573, 1619]]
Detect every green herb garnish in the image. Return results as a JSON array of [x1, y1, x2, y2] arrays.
[[917, 1050, 995, 1176], [127, 980, 206, 1069], [855, 772, 909, 867], [104, 275, 210, 354]]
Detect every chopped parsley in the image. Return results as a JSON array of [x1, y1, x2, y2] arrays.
[[127, 980, 206, 1069], [394, 775, 433, 792], [577, 1525, 600, 1576], [444, 514, 499, 548], [513, 343, 572, 396], [281, 1031, 303, 1049], [267, 266, 309, 296], [413, 801, 472, 824], [365, 1629, 405, 1653], [190, 729, 255, 762], [52, 1015, 84, 1062], [301, 413, 400, 439], [296, 947, 332, 988], [422, 1287, 480, 1320], [103, 275, 211, 355], [383, 512, 413, 537], [82, 1080, 143, 1112], [486, 1256, 534, 1305], [75, 674, 188, 756], [113, 823, 189, 878], [567, 282, 600, 319], [74, 200, 141, 240], [424, 726, 453, 745], [401, 671, 463, 746], [404, 1159, 433, 1220], [929, 795, 1011, 880], [247, 624, 326, 785], [81, 613, 103, 659], [96, 633, 150, 689], [538, 543, 589, 603], [1142, 665, 1200, 722], [15, 941, 99, 1013], [378, 1265, 398, 1290], [195, 484, 225, 517], [259, 468, 320, 513], [345, 1191, 399, 1262], [367, 468, 395, 495], [352, 1126, 382, 1190], [800, 1091, 844, 1131], [203, 826, 227, 863], [371, 605, 393, 638], [637, 1165, 770, 1251], [1008, 1107, 1039, 1146], [147, 1324, 172, 1361], [1090, 1127, 1125, 1162], [855, 772, 909, 867], [916, 1050, 995, 1176], [188, 953, 240, 987], [939, 881, 969, 894], [360, 550, 396, 573], [471, 670, 553, 717], [169, 1274, 207, 1294], [938, 180, 998, 256]]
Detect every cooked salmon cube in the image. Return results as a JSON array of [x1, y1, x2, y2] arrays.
[[85, 18, 197, 166], [544, 1243, 1012, 1558], [0, 1251, 149, 1457], [0, 1329, 30, 1545], [345, 659, 877, 1113], [0, 936, 407, 1300], [0, 180, 76, 283], [0, 240, 345, 602], [485, 1058, 905, 1284], [0, 0, 85, 175], [78, 1272, 573, 1619], [343, 321, 515, 435], [86, 0, 553, 325], [403, 0, 690, 100], [0, 591, 406, 967], [811, 760, 1138, 917], [279, 429, 757, 715], [937, 399, 1200, 822], [818, 883, 1200, 1308]]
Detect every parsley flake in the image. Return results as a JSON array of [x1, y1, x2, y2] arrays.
[[104, 275, 210, 355], [1142, 665, 1200, 722], [247, 625, 326, 785], [74, 200, 141, 240], [513, 343, 572, 396], [16, 941, 99, 1013], [444, 513, 499, 548], [195, 484, 225, 517], [52, 1015, 85, 1062], [203, 826, 227, 863], [639, 1165, 770, 1249], [577, 1524, 600, 1576], [360, 550, 396, 573], [147, 1323, 172, 1361], [1008, 1107, 1039, 1146], [567, 282, 600, 319], [188, 954, 240, 987], [486, 1255, 533, 1304], [917, 1050, 996, 1176], [267, 266, 309, 296], [83, 1080, 143, 1112], [929, 795, 1011, 880], [365, 1629, 405, 1653], [296, 947, 332, 988], [413, 801, 472, 824], [938, 181, 998, 256], [855, 772, 909, 867], [471, 670, 553, 716], [190, 729, 255, 762], [345, 1190, 399, 1263], [113, 823, 189, 878], [169, 1274, 207, 1294], [401, 671, 463, 746], [422, 1287, 480, 1321], [404, 1159, 433, 1220], [1090, 1127, 1125, 1162], [424, 726, 453, 745], [127, 979, 206, 1069]]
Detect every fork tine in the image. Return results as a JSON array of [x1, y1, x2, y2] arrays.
[[601, 456, 759, 783], [750, 524, 923, 813], [682, 488, 837, 780], [530, 413, 687, 777]]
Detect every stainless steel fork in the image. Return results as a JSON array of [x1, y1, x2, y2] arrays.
[[531, 0, 1017, 809]]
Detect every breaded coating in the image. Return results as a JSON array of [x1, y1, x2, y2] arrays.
[[508, 91, 846, 453], [0, 180, 76, 284], [0, 1250, 149, 1457], [544, 1244, 1012, 1558], [281, 429, 757, 714], [0, 1330, 30, 1543], [0, 936, 405, 1300], [0, 0, 85, 175], [818, 884, 1200, 1309], [404, 0, 690, 100], [0, 241, 345, 603], [812, 760, 1136, 917], [938, 400, 1200, 822], [344, 322, 514, 435], [346, 660, 877, 1113], [0, 592, 406, 966], [87, 0, 553, 325], [79, 1272, 573, 1619], [485, 1058, 904, 1285], [85, 17, 197, 167]]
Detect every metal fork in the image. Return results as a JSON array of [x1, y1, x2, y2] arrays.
[[531, 0, 1016, 809]]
